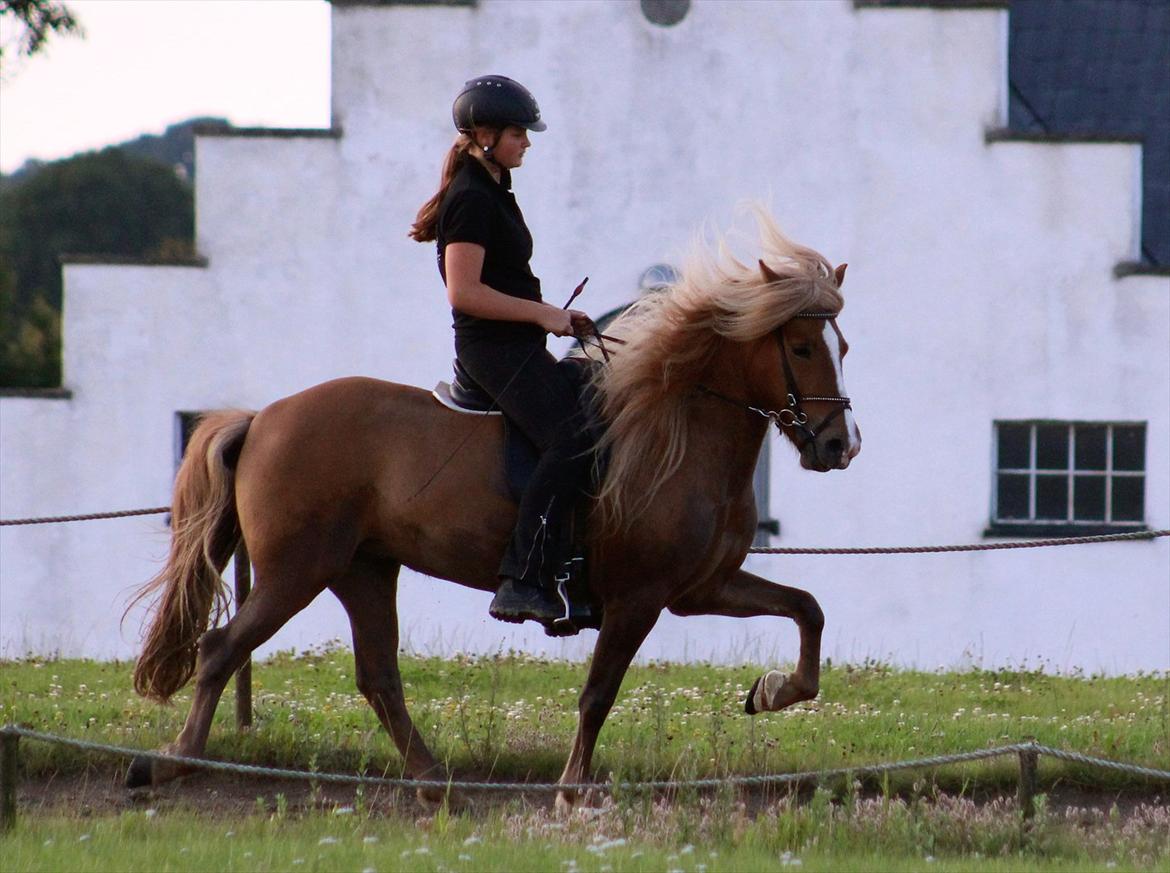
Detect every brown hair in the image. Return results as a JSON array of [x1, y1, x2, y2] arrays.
[[409, 133, 479, 242]]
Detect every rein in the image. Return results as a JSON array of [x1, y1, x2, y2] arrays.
[[699, 312, 851, 447]]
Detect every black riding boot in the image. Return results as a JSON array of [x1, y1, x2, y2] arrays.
[[490, 577, 564, 620], [456, 339, 599, 633]]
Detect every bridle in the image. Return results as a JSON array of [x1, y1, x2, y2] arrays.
[[701, 312, 852, 449]]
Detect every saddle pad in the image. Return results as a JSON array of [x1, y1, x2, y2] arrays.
[[432, 382, 503, 416]]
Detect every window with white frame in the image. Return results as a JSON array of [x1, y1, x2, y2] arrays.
[[175, 410, 205, 472], [990, 421, 1146, 535]]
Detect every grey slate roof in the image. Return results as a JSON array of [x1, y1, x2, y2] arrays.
[[1007, 0, 1170, 267]]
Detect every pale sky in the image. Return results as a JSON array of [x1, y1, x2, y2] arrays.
[[0, 0, 331, 173]]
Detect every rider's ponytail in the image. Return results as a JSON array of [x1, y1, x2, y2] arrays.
[[409, 134, 476, 242]]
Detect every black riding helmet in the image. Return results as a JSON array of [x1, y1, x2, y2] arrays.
[[452, 75, 547, 133]]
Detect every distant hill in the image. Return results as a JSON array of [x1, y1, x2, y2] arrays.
[[115, 116, 230, 181], [2, 116, 230, 187], [1, 119, 215, 388]]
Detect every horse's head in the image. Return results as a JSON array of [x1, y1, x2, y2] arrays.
[[748, 262, 861, 472]]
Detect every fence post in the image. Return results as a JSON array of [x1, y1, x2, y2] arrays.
[[1017, 742, 1039, 823], [1, 727, 19, 833], [234, 541, 252, 730]]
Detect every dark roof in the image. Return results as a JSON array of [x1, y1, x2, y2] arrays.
[[1007, 0, 1170, 267]]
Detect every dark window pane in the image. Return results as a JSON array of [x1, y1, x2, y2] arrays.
[[1113, 426, 1145, 472], [1112, 477, 1144, 522], [1074, 425, 1106, 471], [1036, 425, 1068, 470], [1073, 475, 1106, 521], [997, 474, 1030, 520], [997, 423, 1030, 469], [1036, 474, 1068, 520]]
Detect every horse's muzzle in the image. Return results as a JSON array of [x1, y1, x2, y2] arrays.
[[801, 435, 856, 472]]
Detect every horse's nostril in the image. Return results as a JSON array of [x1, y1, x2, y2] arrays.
[[826, 438, 844, 456]]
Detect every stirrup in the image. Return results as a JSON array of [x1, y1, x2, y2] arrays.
[[547, 558, 593, 636], [549, 562, 579, 634]]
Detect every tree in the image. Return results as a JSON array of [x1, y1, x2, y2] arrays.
[[0, 0, 82, 67], [0, 149, 194, 387]]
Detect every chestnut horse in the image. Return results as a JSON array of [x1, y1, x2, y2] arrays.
[[128, 212, 860, 811]]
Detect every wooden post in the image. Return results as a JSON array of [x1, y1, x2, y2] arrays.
[[234, 541, 253, 730], [1, 728, 19, 833], [1017, 744, 1039, 823]]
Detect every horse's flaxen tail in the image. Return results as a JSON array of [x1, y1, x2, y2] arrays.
[[129, 410, 255, 702]]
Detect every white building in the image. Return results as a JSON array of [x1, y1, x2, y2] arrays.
[[2, 0, 1167, 673]]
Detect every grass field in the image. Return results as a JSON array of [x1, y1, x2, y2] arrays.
[[1, 648, 1167, 871]]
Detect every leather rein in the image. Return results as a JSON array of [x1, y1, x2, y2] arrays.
[[700, 312, 852, 448]]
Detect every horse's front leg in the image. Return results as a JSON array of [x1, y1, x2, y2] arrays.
[[670, 569, 823, 713], [556, 602, 659, 814]]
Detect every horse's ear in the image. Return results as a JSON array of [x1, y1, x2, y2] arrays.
[[834, 263, 848, 288], [759, 259, 783, 284]]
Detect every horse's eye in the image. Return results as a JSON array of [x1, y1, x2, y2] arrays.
[[793, 346, 812, 360]]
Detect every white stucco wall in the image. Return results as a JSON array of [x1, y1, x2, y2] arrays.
[[2, 0, 1167, 672]]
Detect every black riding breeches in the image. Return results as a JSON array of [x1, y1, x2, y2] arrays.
[[455, 336, 595, 586]]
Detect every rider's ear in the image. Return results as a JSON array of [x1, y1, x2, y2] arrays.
[[834, 263, 848, 288], [759, 259, 783, 284]]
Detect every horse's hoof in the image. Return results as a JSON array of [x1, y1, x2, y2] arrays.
[[125, 755, 153, 789], [416, 785, 470, 813], [744, 676, 762, 715], [555, 790, 576, 816]]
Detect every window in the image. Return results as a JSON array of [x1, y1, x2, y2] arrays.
[[990, 421, 1147, 536], [175, 411, 205, 472], [753, 439, 779, 545], [640, 0, 690, 27]]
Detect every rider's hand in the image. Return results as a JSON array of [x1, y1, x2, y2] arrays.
[[538, 306, 582, 337]]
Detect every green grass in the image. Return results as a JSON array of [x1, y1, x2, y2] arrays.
[[2, 649, 1168, 870], [3, 792, 1168, 872], [2, 647, 1166, 794]]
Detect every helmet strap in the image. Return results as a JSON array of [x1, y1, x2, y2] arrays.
[[476, 128, 505, 170]]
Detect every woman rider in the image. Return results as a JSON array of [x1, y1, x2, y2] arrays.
[[410, 75, 596, 634]]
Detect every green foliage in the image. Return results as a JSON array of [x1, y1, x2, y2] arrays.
[[0, 0, 81, 66], [0, 148, 194, 387], [115, 117, 229, 183]]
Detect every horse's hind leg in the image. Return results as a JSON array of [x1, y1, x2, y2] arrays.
[[671, 569, 824, 714], [329, 557, 455, 808], [128, 565, 326, 788]]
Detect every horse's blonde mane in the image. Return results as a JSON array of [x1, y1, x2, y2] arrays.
[[591, 208, 845, 533]]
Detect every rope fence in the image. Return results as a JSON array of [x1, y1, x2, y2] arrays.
[[1, 724, 1166, 831], [748, 528, 1170, 554], [0, 507, 170, 526], [2, 505, 1166, 554], [2, 507, 1167, 832]]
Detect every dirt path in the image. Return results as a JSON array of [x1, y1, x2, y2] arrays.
[[15, 768, 1166, 822]]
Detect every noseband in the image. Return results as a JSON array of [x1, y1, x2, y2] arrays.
[[702, 312, 852, 449]]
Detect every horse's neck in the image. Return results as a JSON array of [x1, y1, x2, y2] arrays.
[[689, 400, 767, 481], [688, 341, 771, 488]]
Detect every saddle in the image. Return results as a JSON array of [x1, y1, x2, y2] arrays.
[[432, 357, 604, 633]]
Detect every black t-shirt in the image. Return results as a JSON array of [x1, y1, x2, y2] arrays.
[[436, 156, 544, 344]]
